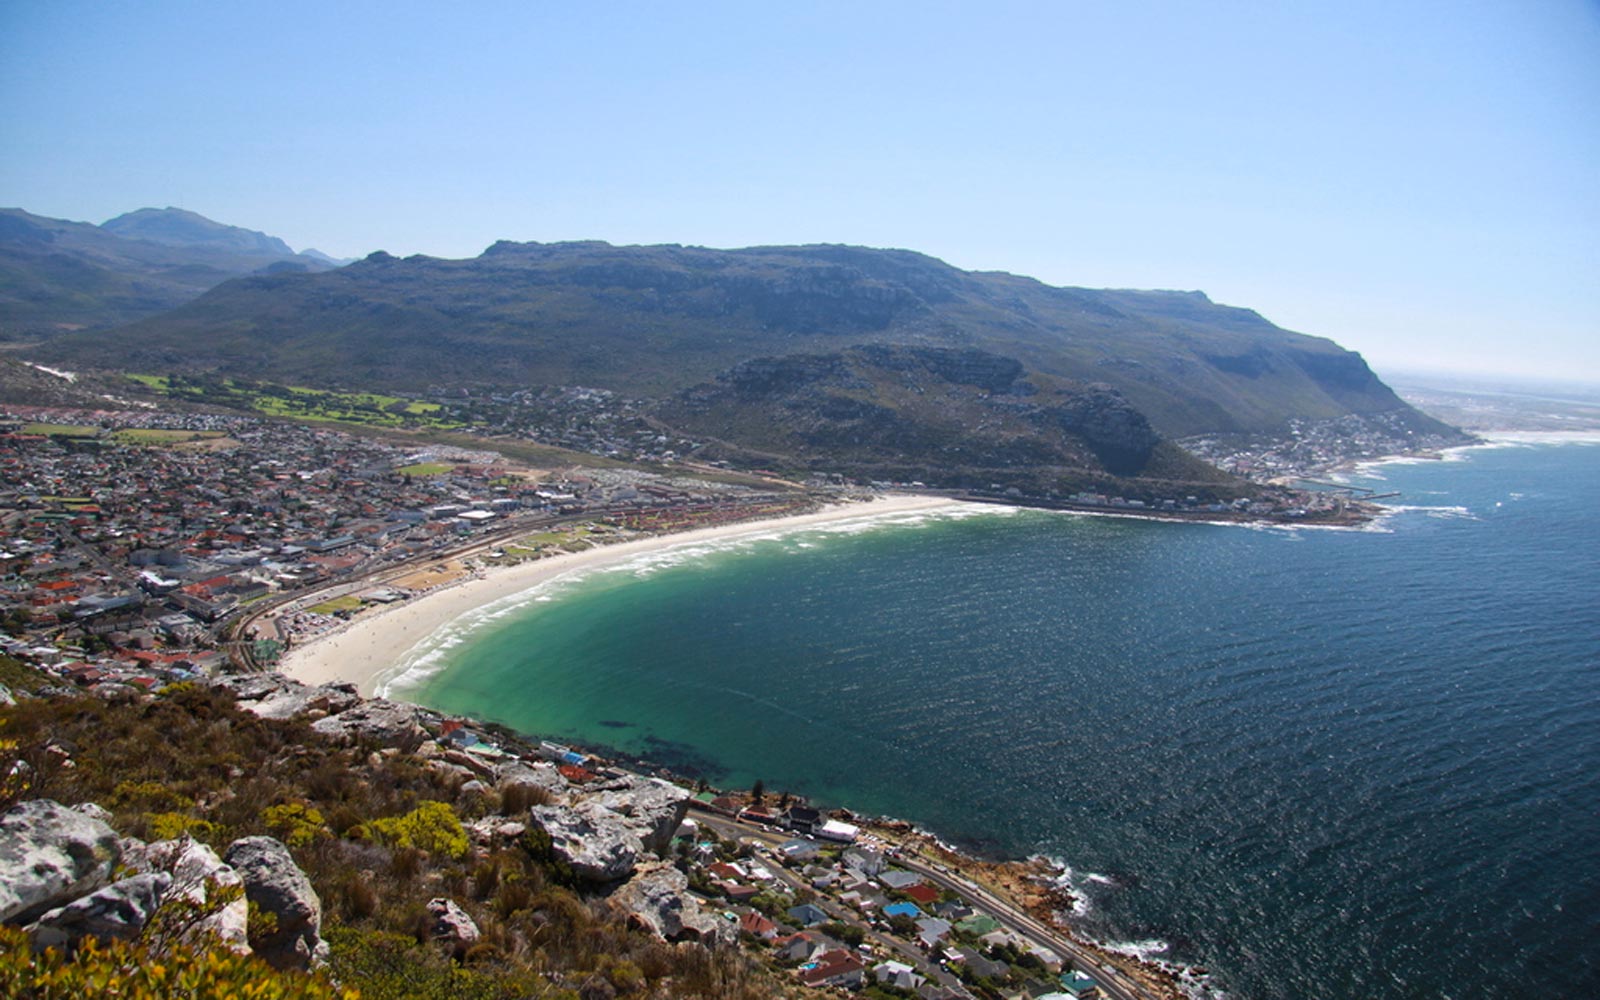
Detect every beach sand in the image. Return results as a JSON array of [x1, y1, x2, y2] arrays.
[[278, 493, 960, 694]]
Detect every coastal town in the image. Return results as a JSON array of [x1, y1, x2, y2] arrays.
[[0, 390, 1415, 682], [0, 397, 1416, 1000]]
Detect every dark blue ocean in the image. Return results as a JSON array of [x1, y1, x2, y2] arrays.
[[397, 439, 1600, 999]]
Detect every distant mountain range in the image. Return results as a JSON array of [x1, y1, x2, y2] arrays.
[[14, 220, 1468, 489], [0, 207, 341, 340]]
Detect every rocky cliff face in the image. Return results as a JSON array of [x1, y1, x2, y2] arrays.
[[661, 344, 1197, 484]]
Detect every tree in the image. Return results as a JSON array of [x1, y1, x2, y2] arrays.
[[750, 779, 765, 806]]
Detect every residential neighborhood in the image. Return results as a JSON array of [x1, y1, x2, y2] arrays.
[[0, 405, 816, 690]]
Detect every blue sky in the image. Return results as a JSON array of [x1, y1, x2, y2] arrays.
[[2, 1, 1596, 381]]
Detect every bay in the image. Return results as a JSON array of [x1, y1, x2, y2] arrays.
[[398, 439, 1600, 999]]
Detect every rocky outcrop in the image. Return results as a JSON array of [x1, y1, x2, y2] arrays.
[[495, 759, 570, 801], [610, 862, 732, 946], [587, 775, 692, 857], [27, 872, 171, 949], [426, 897, 480, 958], [309, 698, 426, 749], [126, 835, 248, 950], [223, 836, 327, 970], [528, 801, 644, 883], [526, 775, 691, 883], [209, 673, 362, 722], [0, 799, 121, 924]]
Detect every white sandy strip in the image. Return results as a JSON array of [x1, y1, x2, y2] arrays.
[[278, 494, 961, 694]]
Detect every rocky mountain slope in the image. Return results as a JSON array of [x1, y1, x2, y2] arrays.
[[28, 237, 1469, 488], [0, 663, 797, 999], [0, 207, 337, 341]]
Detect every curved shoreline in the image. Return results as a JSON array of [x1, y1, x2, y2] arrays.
[[277, 493, 964, 694]]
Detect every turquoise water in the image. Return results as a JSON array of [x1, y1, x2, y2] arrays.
[[397, 440, 1600, 999]]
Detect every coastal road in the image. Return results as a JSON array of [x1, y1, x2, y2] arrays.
[[688, 809, 976, 999], [688, 804, 1163, 1000]]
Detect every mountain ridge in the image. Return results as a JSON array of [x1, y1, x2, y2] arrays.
[[28, 236, 1468, 488], [0, 207, 337, 341]]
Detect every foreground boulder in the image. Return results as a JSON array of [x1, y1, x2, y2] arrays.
[[587, 775, 691, 856], [27, 872, 171, 950], [126, 835, 249, 951], [0, 799, 121, 924], [611, 862, 732, 946], [223, 836, 327, 970], [528, 801, 644, 883]]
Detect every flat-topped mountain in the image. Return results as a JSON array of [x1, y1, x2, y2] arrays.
[[0, 207, 337, 340], [32, 238, 1464, 487]]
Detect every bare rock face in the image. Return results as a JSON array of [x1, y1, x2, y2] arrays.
[[248, 683, 361, 722], [611, 862, 733, 946], [0, 799, 121, 924], [223, 836, 327, 970], [525, 775, 692, 883], [426, 897, 480, 957], [587, 775, 692, 856], [210, 673, 362, 721], [528, 801, 644, 883], [208, 672, 294, 702], [126, 835, 249, 951], [28, 872, 171, 949], [310, 698, 427, 749], [495, 759, 569, 801]]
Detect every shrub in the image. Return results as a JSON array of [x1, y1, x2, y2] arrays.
[[263, 802, 328, 847], [145, 811, 222, 842], [367, 800, 469, 859], [0, 924, 355, 1000]]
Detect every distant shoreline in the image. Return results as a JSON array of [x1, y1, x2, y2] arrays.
[[277, 493, 963, 695]]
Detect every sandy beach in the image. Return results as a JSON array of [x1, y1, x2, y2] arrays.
[[279, 493, 960, 694]]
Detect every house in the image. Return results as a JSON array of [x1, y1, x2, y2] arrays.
[[884, 901, 924, 920], [779, 838, 820, 863], [816, 818, 859, 843], [786, 903, 829, 928], [738, 910, 780, 940], [773, 931, 824, 963], [915, 917, 952, 950], [873, 960, 926, 992], [903, 883, 940, 906], [784, 804, 822, 833], [706, 862, 744, 882], [843, 845, 886, 875], [1057, 969, 1102, 998], [799, 949, 866, 990], [879, 870, 924, 891], [950, 946, 1008, 981]]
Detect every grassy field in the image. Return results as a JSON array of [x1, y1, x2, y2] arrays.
[[22, 422, 101, 437], [127, 374, 456, 430], [395, 461, 454, 476], [307, 594, 363, 614]]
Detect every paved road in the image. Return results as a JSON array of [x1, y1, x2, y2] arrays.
[[688, 804, 1163, 1000]]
